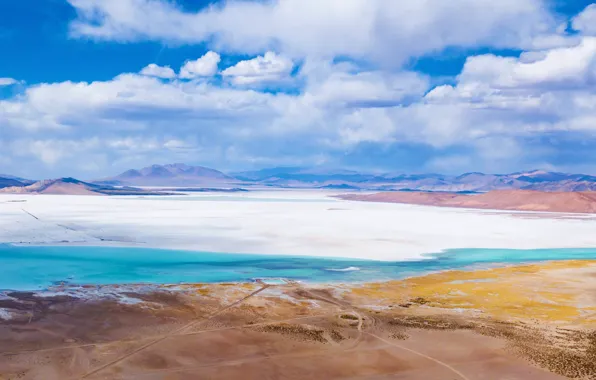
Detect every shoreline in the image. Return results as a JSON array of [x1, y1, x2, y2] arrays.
[[4, 244, 596, 292], [2, 258, 596, 303]]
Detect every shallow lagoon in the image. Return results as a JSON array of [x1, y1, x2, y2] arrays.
[[2, 245, 596, 291]]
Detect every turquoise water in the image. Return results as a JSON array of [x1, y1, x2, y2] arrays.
[[2, 245, 596, 291]]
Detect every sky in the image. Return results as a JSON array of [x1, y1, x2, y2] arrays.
[[1, 0, 596, 179]]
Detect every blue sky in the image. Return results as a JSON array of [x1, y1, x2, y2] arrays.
[[1, 0, 596, 179]]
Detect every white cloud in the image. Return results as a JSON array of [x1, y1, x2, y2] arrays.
[[6, 3, 596, 177], [526, 34, 582, 50], [221, 52, 293, 85], [10, 138, 101, 166], [456, 37, 596, 89], [573, 4, 596, 35], [140, 63, 176, 79], [163, 138, 195, 151], [417, 36, 596, 150], [179, 51, 221, 79], [4, 32, 596, 176], [0, 78, 18, 86], [303, 68, 429, 108], [66, 0, 555, 64]]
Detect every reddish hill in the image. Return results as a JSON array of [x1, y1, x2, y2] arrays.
[[0, 178, 102, 195], [0, 178, 173, 196], [339, 190, 596, 214]]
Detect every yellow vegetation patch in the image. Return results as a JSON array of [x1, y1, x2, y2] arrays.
[[351, 260, 596, 323]]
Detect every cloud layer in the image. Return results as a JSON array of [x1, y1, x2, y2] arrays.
[[67, 0, 556, 63], [1, 1, 596, 178]]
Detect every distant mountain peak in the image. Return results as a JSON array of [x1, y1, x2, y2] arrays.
[[98, 163, 233, 186], [456, 172, 488, 178], [164, 163, 191, 170]]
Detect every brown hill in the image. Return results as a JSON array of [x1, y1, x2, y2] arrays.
[[339, 190, 596, 214], [0, 178, 174, 196], [0, 178, 102, 195]]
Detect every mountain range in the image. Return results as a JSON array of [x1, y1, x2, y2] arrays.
[[3, 165, 596, 193], [95, 163, 233, 186], [233, 167, 596, 192], [231, 167, 596, 192]]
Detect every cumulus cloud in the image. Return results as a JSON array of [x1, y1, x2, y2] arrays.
[[140, 63, 176, 79], [303, 69, 429, 108], [419, 35, 596, 154], [5, 2, 596, 178], [0, 78, 18, 86], [4, 29, 596, 177], [221, 52, 293, 85], [179, 51, 221, 79], [454, 37, 596, 90], [573, 4, 596, 35], [66, 0, 555, 64]]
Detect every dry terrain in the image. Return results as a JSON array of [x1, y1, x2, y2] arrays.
[[339, 190, 596, 213], [2, 261, 596, 379]]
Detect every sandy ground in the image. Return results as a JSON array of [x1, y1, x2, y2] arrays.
[[2, 191, 596, 261], [4, 261, 596, 379]]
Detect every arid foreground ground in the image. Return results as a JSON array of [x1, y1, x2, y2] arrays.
[[2, 261, 596, 379]]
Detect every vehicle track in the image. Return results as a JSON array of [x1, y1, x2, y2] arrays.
[[20, 208, 39, 220], [78, 284, 270, 379], [1, 314, 332, 357], [364, 332, 470, 380], [290, 282, 469, 380], [120, 341, 393, 378]]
